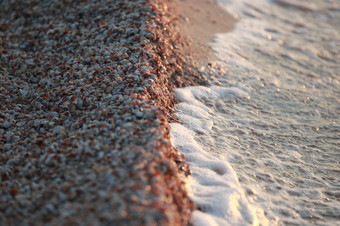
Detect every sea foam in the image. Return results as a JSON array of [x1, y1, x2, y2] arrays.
[[170, 86, 268, 226]]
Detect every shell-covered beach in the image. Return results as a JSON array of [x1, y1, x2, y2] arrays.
[[0, 0, 212, 224]]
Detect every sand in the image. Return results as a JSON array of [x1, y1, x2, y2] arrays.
[[173, 0, 234, 66]]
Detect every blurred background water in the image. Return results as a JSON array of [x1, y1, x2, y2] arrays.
[[186, 0, 340, 224]]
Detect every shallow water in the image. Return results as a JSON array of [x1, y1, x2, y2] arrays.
[[172, 0, 340, 225]]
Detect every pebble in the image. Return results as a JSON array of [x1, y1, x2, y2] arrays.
[[53, 126, 65, 134], [33, 120, 41, 128], [2, 122, 11, 129], [136, 111, 144, 119], [0, 0, 198, 225]]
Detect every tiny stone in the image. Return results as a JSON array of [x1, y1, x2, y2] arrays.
[[136, 111, 143, 119], [137, 87, 145, 92], [53, 126, 65, 134], [33, 120, 41, 127], [2, 121, 11, 128], [45, 204, 55, 213], [98, 151, 104, 158], [20, 89, 29, 97]]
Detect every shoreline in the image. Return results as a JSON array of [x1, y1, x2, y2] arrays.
[[0, 0, 234, 224]]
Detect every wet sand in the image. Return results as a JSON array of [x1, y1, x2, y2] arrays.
[[174, 0, 234, 66]]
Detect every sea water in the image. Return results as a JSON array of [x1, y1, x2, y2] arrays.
[[170, 0, 340, 225]]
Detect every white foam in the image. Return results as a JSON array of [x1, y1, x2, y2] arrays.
[[170, 86, 268, 225], [176, 86, 249, 101]]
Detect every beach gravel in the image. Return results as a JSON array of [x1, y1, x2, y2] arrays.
[[0, 0, 207, 225]]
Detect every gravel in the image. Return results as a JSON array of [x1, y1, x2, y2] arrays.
[[0, 0, 208, 225]]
